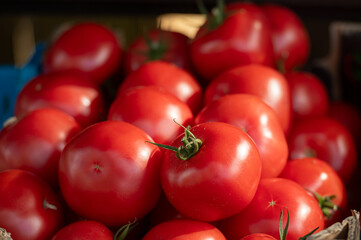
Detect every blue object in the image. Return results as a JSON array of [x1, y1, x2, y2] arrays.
[[0, 43, 46, 127]]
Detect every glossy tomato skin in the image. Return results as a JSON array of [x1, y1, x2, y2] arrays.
[[161, 122, 262, 222], [287, 116, 357, 184], [0, 108, 81, 188], [195, 94, 287, 178], [117, 60, 203, 114], [124, 29, 192, 74], [261, 4, 310, 71], [108, 86, 193, 145], [51, 220, 113, 240], [219, 178, 324, 240], [279, 157, 347, 226], [0, 169, 64, 240], [190, 7, 274, 81], [15, 71, 105, 128], [285, 71, 330, 119], [143, 219, 226, 240], [43, 22, 122, 85], [204, 64, 292, 134], [58, 121, 163, 226], [241, 233, 277, 240]]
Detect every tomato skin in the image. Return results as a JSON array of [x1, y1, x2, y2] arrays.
[[58, 121, 163, 226], [117, 60, 203, 115], [0, 169, 64, 240], [161, 122, 262, 222], [143, 219, 226, 240], [219, 178, 324, 240], [51, 220, 113, 240], [0, 108, 81, 188], [15, 71, 105, 128], [287, 116, 357, 184], [195, 94, 287, 178], [241, 233, 277, 240], [43, 22, 122, 85], [204, 64, 292, 134]]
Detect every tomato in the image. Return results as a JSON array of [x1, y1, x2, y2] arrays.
[[219, 178, 324, 240], [143, 219, 226, 240], [261, 4, 310, 71], [0, 108, 81, 188], [160, 121, 261, 222], [204, 64, 292, 134], [287, 116, 357, 184], [58, 121, 163, 226], [124, 29, 192, 74], [195, 94, 287, 178], [15, 71, 105, 128], [43, 22, 122, 85], [190, 3, 274, 81], [0, 169, 64, 240], [285, 71, 330, 119], [51, 220, 113, 240], [117, 60, 203, 114], [241, 233, 277, 240], [279, 157, 347, 226], [108, 86, 193, 145]]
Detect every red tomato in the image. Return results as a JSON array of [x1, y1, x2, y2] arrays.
[[261, 4, 310, 71], [285, 71, 330, 119], [15, 71, 105, 128], [143, 219, 226, 240], [241, 233, 277, 240], [287, 116, 357, 184], [195, 94, 287, 178], [108, 86, 193, 145], [58, 121, 163, 226], [51, 220, 113, 240], [204, 64, 292, 134], [0, 169, 64, 240], [279, 157, 347, 226], [43, 22, 122, 85], [124, 29, 192, 74], [117, 60, 203, 114], [0, 108, 81, 188], [161, 122, 262, 222], [190, 4, 274, 81], [219, 178, 324, 240]]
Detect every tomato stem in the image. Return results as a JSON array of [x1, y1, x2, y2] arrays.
[[313, 192, 339, 219], [114, 219, 138, 240], [43, 199, 57, 210]]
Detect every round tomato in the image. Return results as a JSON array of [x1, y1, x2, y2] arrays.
[[43, 22, 122, 85], [195, 94, 287, 178], [219, 178, 324, 240], [15, 71, 105, 128], [0, 169, 64, 240], [58, 121, 162, 226], [160, 122, 262, 222], [0, 108, 81, 188]]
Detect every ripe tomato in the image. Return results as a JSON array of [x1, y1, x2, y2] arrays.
[[190, 4, 274, 81], [143, 219, 226, 240], [204, 64, 292, 134], [0, 169, 64, 240], [51, 220, 113, 240], [219, 178, 324, 240], [195, 94, 287, 178], [43, 22, 122, 85], [15, 71, 105, 128], [117, 60, 203, 114], [58, 121, 163, 226], [241, 233, 277, 240], [261, 4, 310, 71], [0, 108, 81, 188], [108, 86, 193, 145], [287, 116, 357, 184], [160, 122, 262, 222], [124, 29, 192, 74], [285, 71, 330, 119]]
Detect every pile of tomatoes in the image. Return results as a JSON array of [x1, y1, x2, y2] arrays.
[[1, 1, 361, 240]]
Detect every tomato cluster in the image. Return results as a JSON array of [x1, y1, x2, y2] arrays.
[[1, 1, 360, 240]]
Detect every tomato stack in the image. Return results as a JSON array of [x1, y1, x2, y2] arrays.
[[0, 2, 360, 240]]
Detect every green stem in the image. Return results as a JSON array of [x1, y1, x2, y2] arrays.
[[114, 219, 138, 240], [313, 192, 339, 219]]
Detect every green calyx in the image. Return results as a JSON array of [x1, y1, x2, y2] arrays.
[[144, 33, 168, 61], [114, 219, 138, 240], [196, 0, 226, 30], [313, 192, 340, 219]]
